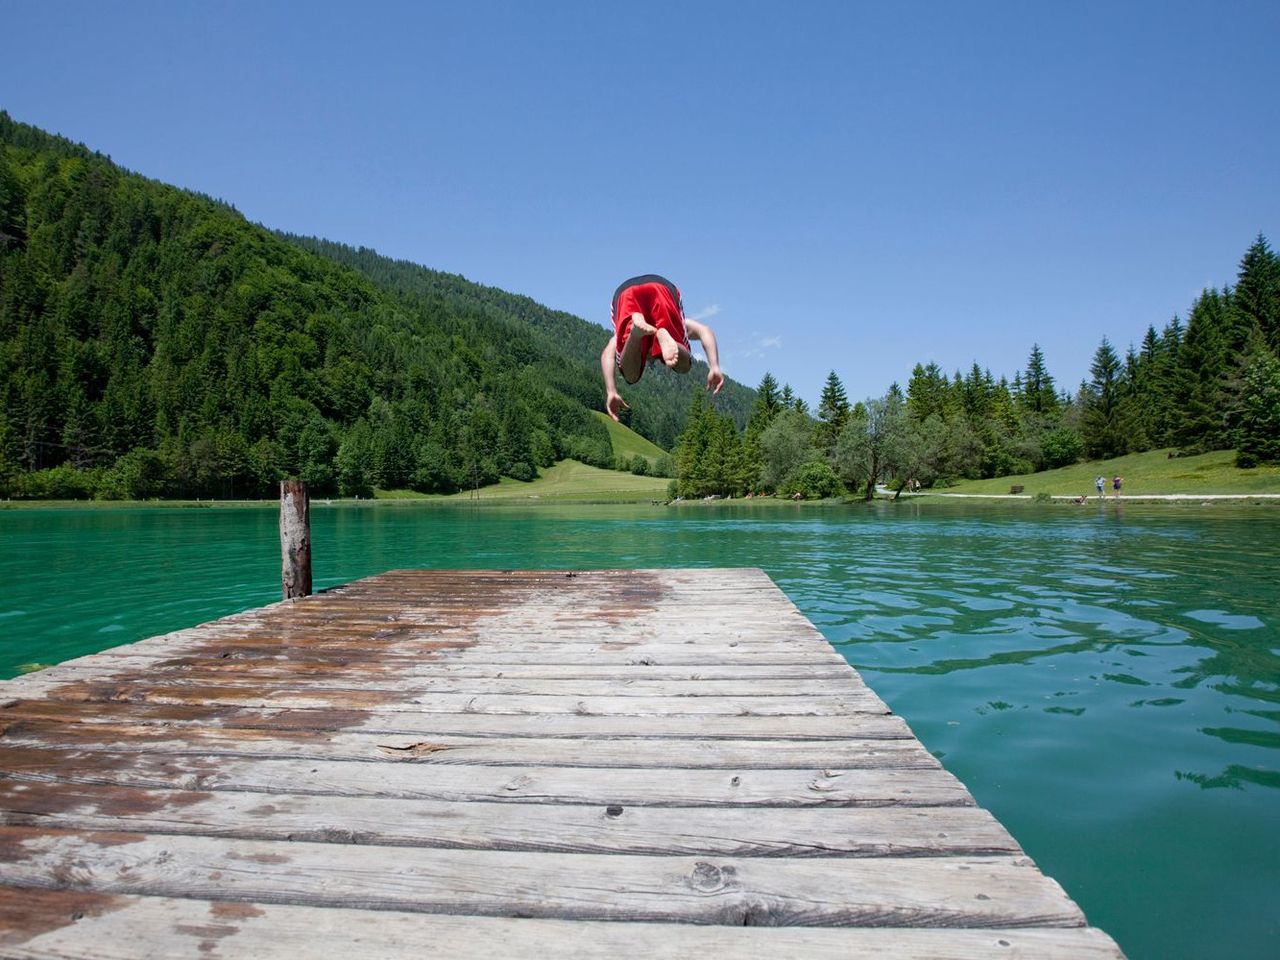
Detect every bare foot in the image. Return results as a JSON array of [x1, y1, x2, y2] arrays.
[[654, 327, 682, 368], [628, 314, 658, 338]]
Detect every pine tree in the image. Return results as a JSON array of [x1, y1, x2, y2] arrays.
[[1020, 344, 1059, 416], [1234, 234, 1280, 351], [702, 414, 745, 496], [990, 376, 1017, 431], [674, 391, 713, 497], [906, 361, 950, 422], [1140, 325, 1159, 365], [1081, 337, 1126, 458], [1118, 343, 1153, 452], [1149, 316, 1184, 446], [751, 372, 782, 421], [1173, 289, 1232, 452], [959, 363, 993, 421], [1124, 333, 1165, 450], [741, 372, 783, 492], [814, 370, 850, 456]]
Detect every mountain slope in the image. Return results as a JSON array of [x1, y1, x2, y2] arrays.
[[0, 113, 749, 499]]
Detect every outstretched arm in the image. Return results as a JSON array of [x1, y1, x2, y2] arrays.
[[601, 338, 630, 421], [685, 319, 724, 394]]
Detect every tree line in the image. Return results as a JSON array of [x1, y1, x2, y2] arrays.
[[673, 235, 1280, 499], [0, 113, 750, 500]]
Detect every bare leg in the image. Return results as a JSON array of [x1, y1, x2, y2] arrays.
[[618, 313, 655, 384]]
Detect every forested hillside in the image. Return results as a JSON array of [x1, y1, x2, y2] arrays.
[[0, 113, 750, 499]]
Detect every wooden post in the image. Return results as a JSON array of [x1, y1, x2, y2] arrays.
[[280, 479, 311, 599]]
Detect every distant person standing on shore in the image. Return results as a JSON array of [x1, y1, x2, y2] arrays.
[[1113, 476, 1123, 498], [601, 274, 723, 422], [1096, 476, 1105, 499]]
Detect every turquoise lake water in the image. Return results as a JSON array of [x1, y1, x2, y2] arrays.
[[1, 500, 1277, 958]]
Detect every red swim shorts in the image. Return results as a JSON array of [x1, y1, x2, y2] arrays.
[[612, 277, 690, 365]]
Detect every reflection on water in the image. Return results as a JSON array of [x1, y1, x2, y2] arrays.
[[1, 500, 1278, 958]]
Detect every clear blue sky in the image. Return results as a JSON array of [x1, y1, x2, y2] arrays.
[[3, 1, 1277, 404]]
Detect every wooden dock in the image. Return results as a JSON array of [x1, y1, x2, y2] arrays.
[[0, 569, 1123, 957]]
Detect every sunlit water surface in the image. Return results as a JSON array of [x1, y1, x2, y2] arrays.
[[2, 500, 1277, 958]]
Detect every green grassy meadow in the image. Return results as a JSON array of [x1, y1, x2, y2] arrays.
[[937, 449, 1280, 497], [591, 412, 670, 466], [377, 460, 670, 503], [372, 418, 672, 503]]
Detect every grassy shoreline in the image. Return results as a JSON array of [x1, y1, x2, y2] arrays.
[[4, 449, 1278, 510], [935, 448, 1280, 497], [8, 491, 1279, 512], [0, 460, 671, 509]]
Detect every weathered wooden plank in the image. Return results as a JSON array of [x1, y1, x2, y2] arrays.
[[262, 599, 806, 610], [0, 781, 1017, 856], [86, 605, 817, 625], [17, 647, 849, 675], [237, 621, 823, 635], [0, 748, 974, 806], [196, 614, 817, 628], [37, 594, 807, 621], [4, 630, 838, 652], [4, 668, 870, 698], [102, 630, 830, 650], [162, 619, 829, 635], [0, 829, 1084, 927], [160, 568, 750, 594], [0, 885, 1127, 959], [24, 655, 858, 681], [0, 721, 940, 769], [2, 649, 852, 689], [0, 699, 915, 739], [23, 650, 853, 670], [12, 685, 890, 717]]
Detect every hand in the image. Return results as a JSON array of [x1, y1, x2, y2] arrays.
[[606, 391, 630, 422], [706, 367, 724, 395]]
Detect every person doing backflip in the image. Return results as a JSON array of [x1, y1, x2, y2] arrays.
[[601, 274, 723, 422]]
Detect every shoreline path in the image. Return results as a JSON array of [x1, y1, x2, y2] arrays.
[[924, 493, 1280, 500]]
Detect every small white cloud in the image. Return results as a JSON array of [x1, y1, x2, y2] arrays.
[[735, 334, 782, 361], [687, 304, 721, 322]]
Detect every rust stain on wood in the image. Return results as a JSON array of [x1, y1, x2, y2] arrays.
[[80, 829, 150, 848], [210, 901, 266, 921], [0, 885, 128, 947], [227, 850, 292, 865], [0, 778, 214, 819]]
